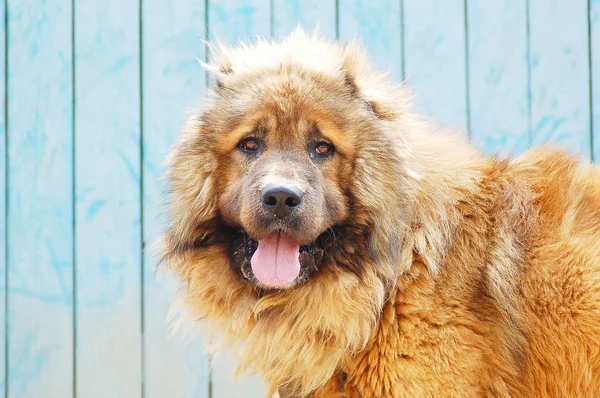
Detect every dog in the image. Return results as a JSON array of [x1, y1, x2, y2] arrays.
[[159, 30, 600, 397]]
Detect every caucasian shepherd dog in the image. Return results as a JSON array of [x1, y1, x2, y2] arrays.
[[160, 30, 600, 397]]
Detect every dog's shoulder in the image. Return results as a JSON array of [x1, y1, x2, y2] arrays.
[[509, 147, 600, 234]]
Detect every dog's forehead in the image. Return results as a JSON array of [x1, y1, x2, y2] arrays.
[[210, 63, 360, 156], [236, 76, 338, 129], [263, 117, 316, 145]]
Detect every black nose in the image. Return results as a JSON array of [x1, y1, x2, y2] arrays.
[[261, 185, 304, 218]]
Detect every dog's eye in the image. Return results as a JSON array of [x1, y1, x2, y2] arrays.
[[239, 137, 261, 153], [313, 142, 334, 156]]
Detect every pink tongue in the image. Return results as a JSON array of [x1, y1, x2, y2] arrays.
[[250, 232, 301, 287]]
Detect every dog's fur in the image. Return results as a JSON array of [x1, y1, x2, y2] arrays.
[[160, 30, 600, 397]]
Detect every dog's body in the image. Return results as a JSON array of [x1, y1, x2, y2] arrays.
[[312, 149, 600, 397], [161, 31, 600, 397]]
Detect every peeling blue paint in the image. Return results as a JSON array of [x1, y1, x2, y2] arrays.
[[107, 55, 133, 74], [87, 199, 107, 220], [115, 148, 140, 181]]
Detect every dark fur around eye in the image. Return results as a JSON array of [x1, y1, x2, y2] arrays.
[[239, 137, 263, 155]]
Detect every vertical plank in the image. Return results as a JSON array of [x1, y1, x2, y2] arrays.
[[272, 0, 336, 39], [592, 0, 599, 162], [338, 0, 403, 83], [141, 0, 210, 397], [6, 0, 73, 396], [467, 0, 530, 157], [529, 0, 591, 158], [0, 0, 6, 392], [403, 0, 468, 131], [74, 0, 142, 396], [209, 0, 271, 44], [208, 2, 270, 396]]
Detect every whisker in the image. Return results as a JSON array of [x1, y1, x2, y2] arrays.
[[327, 227, 337, 241]]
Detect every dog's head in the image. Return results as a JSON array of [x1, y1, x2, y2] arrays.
[[161, 30, 419, 394], [209, 64, 358, 289]]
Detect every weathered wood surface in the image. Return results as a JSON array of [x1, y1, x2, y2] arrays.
[[1, 1, 597, 397]]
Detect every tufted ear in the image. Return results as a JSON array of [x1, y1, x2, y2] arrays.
[[340, 40, 411, 121], [161, 113, 219, 261], [199, 38, 235, 90]]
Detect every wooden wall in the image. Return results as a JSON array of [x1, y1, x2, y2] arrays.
[[1, 0, 598, 397]]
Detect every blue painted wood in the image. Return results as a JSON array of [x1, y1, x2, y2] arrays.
[[338, 0, 403, 82], [141, 0, 210, 397], [6, 0, 73, 397], [272, 0, 336, 38], [209, 0, 271, 44], [403, 0, 468, 131], [208, 2, 270, 396], [467, 0, 530, 157], [74, 0, 142, 396], [529, 0, 591, 159], [0, 0, 6, 392], [592, 0, 599, 162], [0, 2, 598, 397]]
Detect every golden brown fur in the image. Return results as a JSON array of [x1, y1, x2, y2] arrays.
[[160, 30, 600, 397]]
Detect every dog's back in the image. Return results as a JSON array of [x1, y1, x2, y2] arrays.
[[515, 150, 600, 396]]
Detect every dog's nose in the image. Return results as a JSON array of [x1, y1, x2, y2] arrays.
[[261, 185, 304, 218]]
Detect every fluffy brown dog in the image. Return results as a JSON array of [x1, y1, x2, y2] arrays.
[[160, 30, 600, 397]]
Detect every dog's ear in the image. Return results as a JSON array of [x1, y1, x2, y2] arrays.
[[199, 39, 234, 90], [161, 115, 219, 261], [340, 41, 410, 121]]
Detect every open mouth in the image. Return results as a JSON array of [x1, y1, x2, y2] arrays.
[[232, 229, 329, 289]]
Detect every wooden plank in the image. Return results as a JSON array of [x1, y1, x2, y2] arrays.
[[467, 0, 529, 157], [529, 0, 591, 158], [141, 1, 210, 397], [74, 0, 142, 396], [272, 0, 336, 39], [208, 2, 270, 396], [208, 0, 271, 44], [338, 0, 403, 82], [592, 0, 599, 162], [403, 0, 468, 131], [0, 0, 6, 392], [6, 0, 73, 396]]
